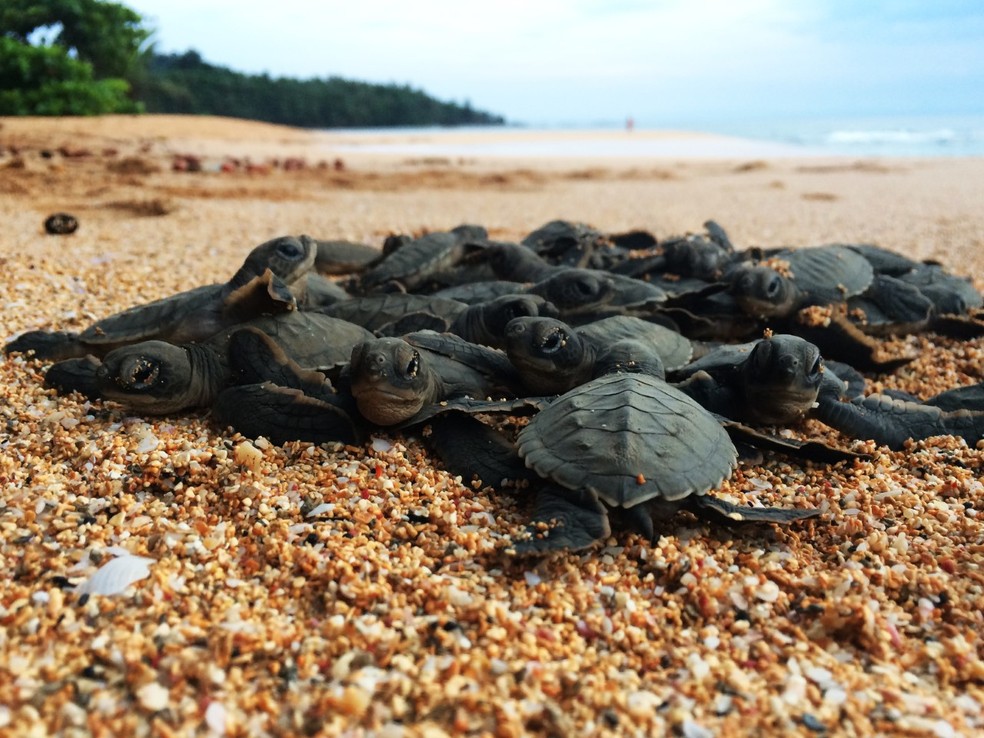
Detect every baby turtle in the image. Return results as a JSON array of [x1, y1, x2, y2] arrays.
[[730, 245, 874, 319], [348, 331, 520, 426], [670, 334, 828, 426], [63, 312, 372, 415], [6, 235, 316, 361], [433, 371, 818, 554], [504, 315, 692, 394]]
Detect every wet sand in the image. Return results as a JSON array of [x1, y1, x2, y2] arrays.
[[1, 115, 983, 736]]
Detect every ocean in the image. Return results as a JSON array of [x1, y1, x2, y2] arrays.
[[324, 113, 984, 159]]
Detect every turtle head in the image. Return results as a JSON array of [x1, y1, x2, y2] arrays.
[[349, 337, 429, 425], [239, 235, 317, 289], [742, 334, 824, 424], [731, 265, 796, 318], [472, 295, 559, 346], [504, 317, 587, 394], [594, 339, 666, 380], [96, 341, 196, 414], [533, 269, 614, 312], [483, 242, 542, 280], [662, 236, 730, 280]]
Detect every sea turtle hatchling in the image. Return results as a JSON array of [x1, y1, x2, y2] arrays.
[[430, 370, 819, 554], [503, 315, 693, 395], [348, 331, 521, 426], [6, 235, 317, 361]]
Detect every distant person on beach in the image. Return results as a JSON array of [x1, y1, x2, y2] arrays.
[[626, 117, 635, 132]]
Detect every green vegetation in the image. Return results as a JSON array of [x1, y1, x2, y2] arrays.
[[0, 0, 149, 114], [133, 51, 504, 128], [1, 0, 505, 126]]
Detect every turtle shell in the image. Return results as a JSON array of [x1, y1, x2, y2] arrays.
[[576, 315, 692, 371], [516, 373, 736, 508], [784, 245, 874, 303]]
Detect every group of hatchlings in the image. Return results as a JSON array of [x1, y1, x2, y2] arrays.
[[8, 220, 984, 553]]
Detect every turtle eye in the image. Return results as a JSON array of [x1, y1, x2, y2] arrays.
[[125, 358, 160, 389], [540, 329, 566, 354], [276, 240, 304, 260], [574, 278, 595, 296], [405, 351, 420, 379]]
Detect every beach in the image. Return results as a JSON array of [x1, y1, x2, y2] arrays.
[[1, 115, 983, 736]]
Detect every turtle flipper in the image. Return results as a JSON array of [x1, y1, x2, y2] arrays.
[[929, 312, 984, 339], [789, 309, 913, 373], [226, 326, 329, 394], [813, 393, 984, 450], [686, 495, 820, 525], [923, 382, 984, 412], [212, 383, 362, 445], [222, 269, 296, 321], [510, 487, 610, 555], [44, 355, 103, 399], [720, 419, 868, 464], [5, 330, 85, 360], [427, 411, 535, 491]]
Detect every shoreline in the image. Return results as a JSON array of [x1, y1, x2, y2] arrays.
[[1, 114, 983, 737]]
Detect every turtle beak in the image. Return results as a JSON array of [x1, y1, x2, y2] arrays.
[[537, 328, 567, 354], [118, 355, 161, 390]]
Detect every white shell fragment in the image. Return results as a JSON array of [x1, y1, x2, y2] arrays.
[[74, 553, 155, 596]]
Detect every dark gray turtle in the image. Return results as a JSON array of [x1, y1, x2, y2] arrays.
[[6, 235, 317, 361], [612, 220, 740, 283], [348, 331, 521, 426], [209, 328, 363, 446], [521, 220, 607, 268], [730, 245, 874, 319], [526, 268, 667, 324], [313, 239, 381, 275], [668, 333, 984, 450], [432, 371, 817, 554], [670, 334, 828, 426], [60, 312, 372, 415], [512, 372, 818, 552], [358, 224, 487, 293], [480, 241, 560, 282], [445, 295, 559, 348], [504, 315, 691, 395], [321, 294, 469, 333], [432, 280, 528, 305]]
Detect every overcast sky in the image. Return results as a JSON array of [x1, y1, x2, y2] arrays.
[[127, 0, 983, 127]]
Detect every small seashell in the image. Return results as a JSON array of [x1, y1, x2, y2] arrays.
[[75, 553, 154, 596]]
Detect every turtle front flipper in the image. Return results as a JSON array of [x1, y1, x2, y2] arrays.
[[226, 326, 330, 395], [5, 330, 85, 360], [789, 309, 913, 373], [923, 382, 984, 412], [44, 355, 103, 399], [813, 393, 984, 450], [222, 269, 296, 322], [427, 411, 535, 492], [510, 487, 611, 555], [213, 383, 362, 446], [686, 495, 820, 525]]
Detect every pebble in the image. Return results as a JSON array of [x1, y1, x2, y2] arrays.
[[136, 682, 170, 712]]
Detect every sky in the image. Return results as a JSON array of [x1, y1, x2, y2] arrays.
[[126, 0, 984, 128]]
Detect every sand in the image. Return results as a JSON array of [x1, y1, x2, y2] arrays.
[[1, 115, 983, 736]]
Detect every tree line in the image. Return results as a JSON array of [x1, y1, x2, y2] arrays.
[[0, 0, 505, 127]]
